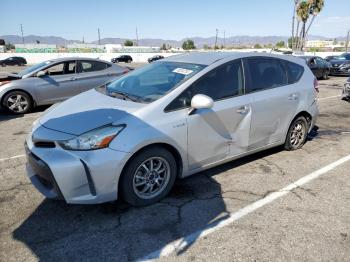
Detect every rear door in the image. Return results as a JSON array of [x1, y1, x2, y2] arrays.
[[243, 57, 300, 150], [76, 60, 114, 92], [34, 60, 79, 104]]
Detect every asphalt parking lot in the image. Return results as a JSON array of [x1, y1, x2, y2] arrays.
[[0, 65, 350, 261]]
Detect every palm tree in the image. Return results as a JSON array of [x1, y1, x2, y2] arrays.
[[296, 1, 310, 50], [291, 0, 300, 50], [305, 0, 324, 36]]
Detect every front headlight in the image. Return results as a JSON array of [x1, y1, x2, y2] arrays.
[[59, 125, 125, 151]]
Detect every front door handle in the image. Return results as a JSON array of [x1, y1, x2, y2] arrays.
[[236, 105, 249, 114]]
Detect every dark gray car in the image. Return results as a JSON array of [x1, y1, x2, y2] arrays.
[[0, 57, 129, 114]]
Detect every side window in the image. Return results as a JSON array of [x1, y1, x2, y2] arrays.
[[165, 60, 244, 112], [78, 61, 107, 73], [46, 63, 64, 75], [245, 57, 288, 93], [316, 57, 324, 65], [285, 61, 304, 84], [64, 61, 76, 74]]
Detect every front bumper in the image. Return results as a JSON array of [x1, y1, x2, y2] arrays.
[[330, 67, 350, 76], [25, 128, 131, 204], [342, 82, 350, 100]]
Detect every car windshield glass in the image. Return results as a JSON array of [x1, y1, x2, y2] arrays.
[[101, 61, 206, 103], [17, 61, 51, 77]]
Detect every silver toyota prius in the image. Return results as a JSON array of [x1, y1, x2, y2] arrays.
[[25, 52, 319, 206], [0, 57, 128, 114]]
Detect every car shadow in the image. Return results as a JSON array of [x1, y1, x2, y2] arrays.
[[0, 105, 50, 122], [12, 146, 282, 261]]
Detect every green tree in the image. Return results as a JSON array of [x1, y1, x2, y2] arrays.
[[288, 36, 300, 48], [5, 43, 15, 51], [0, 39, 5, 46], [124, 40, 134, 46], [182, 39, 196, 50], [276, 41, 286, 48], [254, 44, 262, 49], [333, 38, 338, 45]]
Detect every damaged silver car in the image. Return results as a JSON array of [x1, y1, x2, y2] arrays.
[[25, 52, 319, 206]]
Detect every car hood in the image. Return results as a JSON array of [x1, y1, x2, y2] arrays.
[[39, 89, 145, 136], [0, 72, 21, 81]]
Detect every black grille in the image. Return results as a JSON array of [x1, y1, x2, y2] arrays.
[[34, 141, 56, 148]]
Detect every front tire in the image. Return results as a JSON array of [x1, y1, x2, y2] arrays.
[[3, 91, 33, 114], [284, 116, 308, 151], [120, 146, 177, 206]]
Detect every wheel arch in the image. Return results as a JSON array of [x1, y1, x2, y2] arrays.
[[118, 142, 184, 197]]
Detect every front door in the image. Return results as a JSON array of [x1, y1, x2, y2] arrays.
[[35, 60, 79, 104], [184, 59, 251, 170]]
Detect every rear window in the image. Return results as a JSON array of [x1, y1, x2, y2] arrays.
[[79, 60, 109, 73], [285, 61, 304, 84]]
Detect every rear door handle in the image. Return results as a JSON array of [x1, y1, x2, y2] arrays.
[[288, 93, 299, 100], [236, 105, 249, 114]]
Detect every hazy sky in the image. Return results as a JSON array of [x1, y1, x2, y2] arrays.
[[1, 0, 349, 41]]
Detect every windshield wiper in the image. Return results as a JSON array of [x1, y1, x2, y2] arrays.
[[109, 91, 138, 102]]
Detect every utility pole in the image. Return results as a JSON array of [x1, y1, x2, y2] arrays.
[[20, 24, 24, 45], [98, 28, 101, 45], [82, 36, 85, 43], [346, 30, 350, 53], [135, 27, 139, 46], [214, 28, 218, 49], [223, 30, 226, 48]]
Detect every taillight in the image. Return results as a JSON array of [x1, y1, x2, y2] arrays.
[[0, 80, 11, 86], [314, 78, 319, 93]]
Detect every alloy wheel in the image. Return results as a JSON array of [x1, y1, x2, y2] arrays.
[[7, 94, 29, 113], [290, 120, 306, 148], [132, 157, 171, 199]]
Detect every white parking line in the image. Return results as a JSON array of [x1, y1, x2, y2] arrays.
[[140, 154, 350, 261], [318, 95, 341, 101], [0, 154, 25, 162]]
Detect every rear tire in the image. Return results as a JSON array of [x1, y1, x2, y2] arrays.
[[3, 91, 33, 114], [284, 116, 308, 151], [120, 146, 177, 206]]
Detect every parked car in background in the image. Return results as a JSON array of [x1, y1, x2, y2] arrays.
[[25, 52, 318, 206], [342, 76, 350, 101], [0, 57, 128, 114], [324, 55, 339, 62], [111, 55, 133, 63], [329, 53, 350, 76], [148, 55, 164, 63], [0, 56, 27, 66], [299, 56, 330, 79]]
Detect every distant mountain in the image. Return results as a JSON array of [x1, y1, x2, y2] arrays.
[[0, 35, 82, 45], [0, 34, 346, 48]]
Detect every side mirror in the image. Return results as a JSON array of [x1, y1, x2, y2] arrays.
[[189, 94, 214, 114], [36, 70, 46, 77]]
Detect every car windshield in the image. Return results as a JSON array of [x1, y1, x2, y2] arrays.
[[336, 54, 350, 60], [101, 61, 206, 103], [17, 61, 51, 77]]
